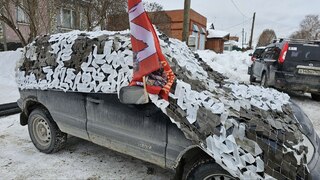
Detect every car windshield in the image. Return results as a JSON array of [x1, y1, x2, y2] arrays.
[[287, 44, 320, 61]]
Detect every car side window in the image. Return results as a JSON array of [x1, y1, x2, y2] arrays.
[[262, 47, 280, 60]]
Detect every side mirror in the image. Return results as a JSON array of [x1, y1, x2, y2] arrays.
[[119, 86, 149, 105]]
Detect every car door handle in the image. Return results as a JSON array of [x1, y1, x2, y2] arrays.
[[87, 97, 102, 104]]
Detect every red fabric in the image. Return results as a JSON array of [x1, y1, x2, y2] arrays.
[[128, 0, 175, 100]]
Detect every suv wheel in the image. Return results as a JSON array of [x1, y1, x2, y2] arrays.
[[311, 93, 320, 101], [186, 159, 236, 180], [250, 74, 256, 84], [28, 108, 67, 154], [261, 73, 268, 87]]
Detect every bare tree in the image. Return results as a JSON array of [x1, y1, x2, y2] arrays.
[[82, 0, 127, 31], [143, 2, 163, 12], [0, 0, 27, 46], [0, 0, 62, 46], [290, 15, 320, 40], [257, 29, 277, 47]]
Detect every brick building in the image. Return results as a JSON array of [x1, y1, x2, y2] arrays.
[[206, 29, 230, 53], [160, 9, 207, 50]]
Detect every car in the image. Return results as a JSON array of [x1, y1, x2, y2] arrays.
[[249, 47, 266, 83], [16, 32, 320, 179], [248, 39, 320, 101]]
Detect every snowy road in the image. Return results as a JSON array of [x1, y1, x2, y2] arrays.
[[292, 94, 320, 134]]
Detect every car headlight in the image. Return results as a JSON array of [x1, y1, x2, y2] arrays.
[[302, 134, 315, 164]]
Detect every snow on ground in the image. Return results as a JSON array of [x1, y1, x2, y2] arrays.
[[196, 50, 253, 83], [0, 114, 172, 179], [0, 50, 22, 104], [291, 93, 320, 134]]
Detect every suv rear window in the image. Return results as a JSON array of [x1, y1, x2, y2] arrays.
[[286, 44, 320, 61]]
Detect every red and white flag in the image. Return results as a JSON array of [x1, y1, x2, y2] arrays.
[[128, 0, 175, 100]]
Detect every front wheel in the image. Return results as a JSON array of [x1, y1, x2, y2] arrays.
[[28, 108, 67, 154], [249, 74, 256, 84], [186, 159, 236, 180], [311, 93, 320, 101]]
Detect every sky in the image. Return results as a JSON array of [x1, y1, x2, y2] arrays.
[[146, 0, 320, 46]]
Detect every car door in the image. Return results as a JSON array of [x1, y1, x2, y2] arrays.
[[37, 90, 89, 140], [252, 56, 264, 79], [254, 47, 278, 80], [86, 93, 167, 167]]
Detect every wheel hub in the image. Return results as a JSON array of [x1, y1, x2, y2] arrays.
[[33, 117, 51, 147]]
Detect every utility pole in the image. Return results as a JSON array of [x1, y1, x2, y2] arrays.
[[242, 28, 244, 49], [2, 22, 8, 51], [182, 0, 191, 42], [249, 12, 256, 49]]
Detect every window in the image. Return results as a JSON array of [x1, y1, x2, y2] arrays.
[[262, 47, 280, 60], [192, 24, 199, 32], [16, 5, 29, 23], [59, 8, 77, 29], [0, 24, 3, 40], [200, 27, 206, 35]]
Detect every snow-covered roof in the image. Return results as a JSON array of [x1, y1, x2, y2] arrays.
[[224, 40, 241, 47], [207, 29, 230, 38]]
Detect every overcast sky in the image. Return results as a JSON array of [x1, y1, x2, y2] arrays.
[[147, 0, 320, 45]]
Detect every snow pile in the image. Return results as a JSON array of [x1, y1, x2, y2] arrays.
[[196, 50, 253, 83], [0, 50, 23, 103]]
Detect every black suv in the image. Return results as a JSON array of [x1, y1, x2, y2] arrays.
[[248, 39, 320, 100]]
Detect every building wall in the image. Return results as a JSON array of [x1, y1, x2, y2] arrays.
[[1, 0, 86, 48], [164, 9, 207, 44], [206, 38, 224, 53]]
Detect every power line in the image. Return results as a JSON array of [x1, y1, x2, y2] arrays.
[[230, 0, 249, 18], [223, 17, 252, 30]]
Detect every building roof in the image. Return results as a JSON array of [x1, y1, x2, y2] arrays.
[[224, 40, 241, 47], [207, 29, 230, 39]]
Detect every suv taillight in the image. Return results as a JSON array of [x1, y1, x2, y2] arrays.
[[278, 42, 289, 64]]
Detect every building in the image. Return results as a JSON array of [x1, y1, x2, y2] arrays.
[[149, 9, 207, 50], [224, 40, 241, 51], [0, 0, 95, 51], [164, 9, 207, 50], [109, 8, 208, 50], [229, 36, 239, 42], [206, 29, 230, 53], [1, 3, 207, 51]]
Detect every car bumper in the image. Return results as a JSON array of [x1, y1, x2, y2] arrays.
[[274, 71, 320, 93], [17, 98, 23, 109]]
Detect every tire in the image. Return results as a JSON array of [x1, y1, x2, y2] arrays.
[[311, 93, 320, 101], [249, 74, 256, 84], [186, 159, 236, 180], [260, 72, 268, 88], [28, 108, 67, 154]]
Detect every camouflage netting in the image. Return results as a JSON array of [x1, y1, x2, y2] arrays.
[[16, 30, 310, 179]]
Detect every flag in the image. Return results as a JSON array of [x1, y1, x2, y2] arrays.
[[128, 0, 175, 100]]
